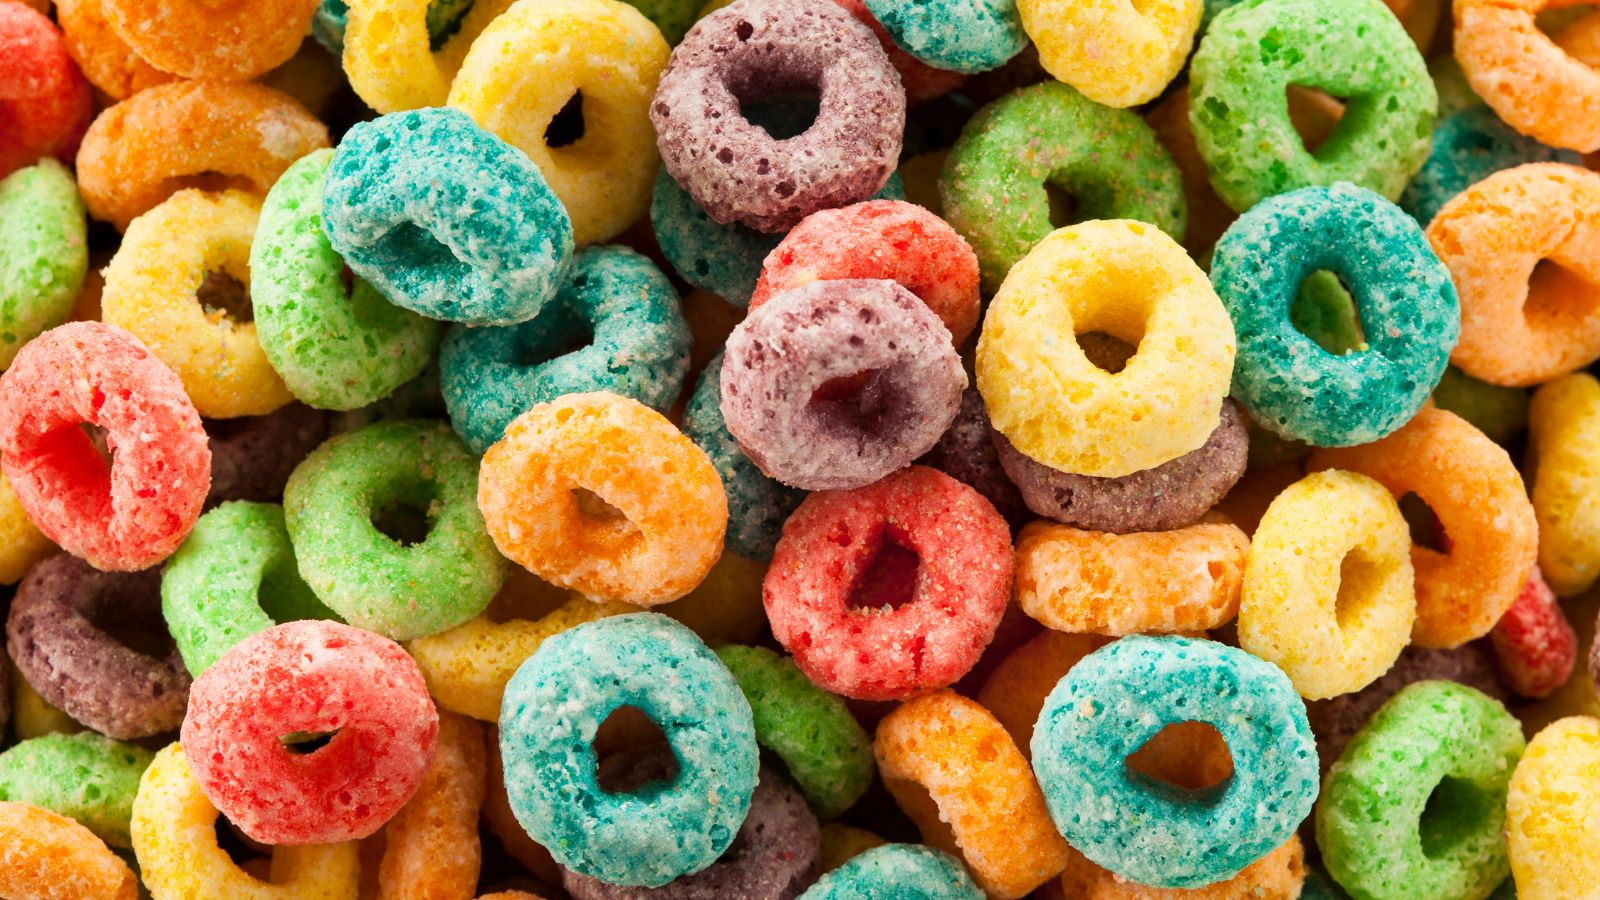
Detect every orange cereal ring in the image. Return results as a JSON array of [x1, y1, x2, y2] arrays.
[[1426, 163, 1600, 387], [1058, 837, 1306, 899], [1455, 0, 1600, 152], [0, 800, 139, 900], [376, 712, 486, 899], [102, 0, 317, 81], [1310, 406, 1537, 648], [977, 630, 1110, 756], [342, 0, 518, 114], [75, 79, 329, 230], [55, 0, 175, 100], [875, 690, 1072, 899]]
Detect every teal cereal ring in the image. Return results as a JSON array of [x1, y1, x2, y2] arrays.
[[0, 159, 86, 370], [863, 0, 1027, 74], [798, 844, 983, 899], [941, 81, 1185, 290], [252, 149, 442, 412], [1032, 635, 1319, 889], [0, 732, 153, 849], [1211, 182, 1458, 446], [1399, 106, 1579, 226], [1189, 0, 1435, 212], [160, 501, 339, 677], [1317, 680, 1525, 900], [714, 644, 873, 820], [439, 245, 690, 454], [283, 420, 506, 641]]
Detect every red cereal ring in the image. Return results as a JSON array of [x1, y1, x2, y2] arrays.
[[763, 465, 1013, 700], [0, 322, 210, 572], [102, 0, 319, 81], [1489, 565, 1577, 699], [0, 1, 93, 179]]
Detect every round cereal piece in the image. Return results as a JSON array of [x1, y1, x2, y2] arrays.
[[341, 0, 517, 113], [311, 0, 473, 52], [1318, 680, 1525, 899], [0, 473, 51, 585], [831, 0, 965, 103], [764, 466, 1012, 700], [0, 3, 93, 179], [0, 159, 86, 371], [75, 80, 329, 231], [1310, 406, 1538, 648], [499, 613, 759, 887], [1212, 183, 1458, 446], [1400, 106, 1580, 226], [1490, 566, 1577, 700], [0, 732, 153, 849], [920, 388, 1029, 526], [650, 0, 905, 234], [1507, 716, 1600, 897], [252, 149, 441, 412], [55, 0, 177, 99], [1426, 163, 1600, 387], [1529, 373, 1600, 596], [1431, 365, 1531, 446], [203, 403, 331, 508], [0, 801, 139, 900], [977, 631, 1112, 758], [449, 0, 669, 246], [1240, 469, 1417, 699], [1018, 0, 1200, 107], [1032, 635, 1320, 889], [1058, 837, 1307, 900], [102, 0, 316, 80], [1455, 0, 1600, 152], [284, 419, 506, 641], [374, 712, 485, 900], [1190, 0, 1435, 212], [799, 844, 984, 899], [976, 220, 1234, 478], [864, 0, 1026, 74], [440, 245, 690, 453], [323, 107, 575, 327]]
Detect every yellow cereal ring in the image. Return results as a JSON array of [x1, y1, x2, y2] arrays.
[[8, 661, 86, 740], [653, 550, 769, 645], [0, 473, 51, 585], [1239, 469, 1417, 700], [342, 0, 517, 113], [131, 744, 360, 900], [0, 801, 139, 900], [1529, 373, 1600, 597], [1506, 716, 1600, 898], [448, 0, 669, 246], [819, 823, 888, 873], [1017, 0, 1202, 108], [975, 219, 1235, 478], [100, 189, 293, 418]]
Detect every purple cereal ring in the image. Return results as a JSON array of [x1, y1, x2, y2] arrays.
[[992, 399, 1248, 534], [204, 402, 331, 509], [721, 278, 964, 491], [920, 388, 1029, 526], [650, 0, 905, 234], [5, 553, 190, 739]]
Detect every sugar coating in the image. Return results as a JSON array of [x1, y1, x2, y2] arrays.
[[830, 0, 965, 103], [499, 613, 759, 888], [0, 2, 92, 179], [340, 0, 518, 114], [864, 0, 1026, 73], [1058, 837, 1307, 899], [323, 107, 574, 326], [1456, 0, 1600, 153], [0, 159, 85, 369], [798, 843, 983, 899], [1490, 566, 1577, 700], [0, 801, 139, 900], [920, 388, 1028, 526], [1528, 372, 1600, 588], [55, 0, 174, 100], [1018, 0, 1201, 107], [441, 245, 690, 454], [1507, 716, 1600, 897], [100, 0, 316, 80], [1400, 106, 1579, 226], [1432, 366, 1530, 446], [203, 402, 331, 508], [1317, 680, 1525, 900], [1032, 635, 1319, 889], [311, 0, 472, 52], [0, 732, 153, 849]]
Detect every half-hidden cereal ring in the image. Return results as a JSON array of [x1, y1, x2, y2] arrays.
[[864, 0, 1027, 74], [0, 732, 153, 850], [1490, 566, 1577, 700], [1506, 716, 1600, 897], [74, 80, 330, 231], [0, 473, 51, 585], [342, 0, 517, 114], [54, 0, 175, 100], [921, 388, 1030, 526], [1310, 406, 1538, 648], [202, 403, 331, 509], [6, 554, 190, 739], [1529, 373, 1600, 596], [763, 466, 1012, 700], [975, 219, 1235, 478], [7, 660, 86, 741], [1456, 0, 1600, 153], [1015, 520, 1250, 636], [800, 843, 984, 899], [1399, 106, 1579, 226], [1059, 838, 1308, 900], [0, 322, 210, 571], [977, 631, 1111, 757], [1189, 0, 1434, 212], [650, 0, 905, 234], [312, 0, 474, 53], [374, 712, 486, 899], [1032, 635, 1320, 889], [876, 691, 1071, 899], [0, 159, 86, 371], [0, 3, 92, 180], [102, 0, 315, 80], [1017, 0, 1201, 107], [1425, 163, 1600, 387], [323, 108, 575, 327], [832, 0, 966, 103], [1212, 183, 1458, 446], [499, 613, 759, 888], [721, 279, 965, 491], [1239, 469, 1417, 699], [449, 0, 669, 246], [0, 801, 139, 900]]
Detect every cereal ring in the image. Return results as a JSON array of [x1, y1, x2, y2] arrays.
[[203, 403, 331, 508], [976, 220, 1234, 478], [1310, 406, 1538, 648], [764, 466, 1012, 700], [0, 3, 92, 179], [323, 107, 575, 327], [1400, 106, 1580, 226], [448, 0, 669, 246], [1318, 680, 1524, 899], [1032, 635, 1319, 889], [7, 659, 86, 741], [284, 419, 506, 641], [1189, 0, 1435, 212], [311, 0, 472, 52], [1058, 837, 1307, 900], [1507, 716, 1600, 897], [1455, 0, 1600, 153], [650, 0, 905, 233], [374, 712, 485, 899], [0, 474, 50, 585], [252, 149, 441, 412], [799, 844, 983, 900], [1426, 163, 1600, 387], [0, 160, 86, 371], [499, 613, 759, 887], [1529, 373, 1600, 596], [720, 279, 965, 491], [1212, 183, 1458, 446], [920, 388, 1029, 526], [6, 554, 190, 739], [102, 0, 316, 80], [977, 631, 1111, 757], [818, 823, 887, 873], [864, 0, 1026, 74], [478, 392, 726, 606], [832, 0, 965, 103], [54, 0, 174, 99], [341, 0, 517, 113], [0, 732, 153, 849], [440, 245, 690, 454], [1018, 0, 1201, 107], [1491, 566, 1578, 699], [1432, 365, 1531, 446], [75, 80, 330, 231], [0, 801, 139, 900]]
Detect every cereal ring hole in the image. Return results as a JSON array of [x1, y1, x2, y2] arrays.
[[809, 368, 899, 436], [1334, 550, 1387, 635], [371, 491, 436, 547], [571, 487, 638, 539], [362, 221, 461, 279], [1398, 491, 1450, 554], [845, 525, 920, 611], [1417, 775, 1493, 860], [593, 706, 678, 794], [279, 729, 340, 755], [84, 594, 176, 660], [195, 270, 252, 325], [545, 91, 587, 150], [213, 814, 270, 869], [1124, 721, 1235, 796], [744, 95, 821, 141], [1284, 87, 1348, 157], [1045, 182, 1078, 230], [1290, 270, 1367, 356], [1524, 258, 1600, 330]]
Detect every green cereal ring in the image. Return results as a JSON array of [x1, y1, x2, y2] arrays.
[[0, 732, 154, 848], [284, 420, 506, 642], [941, 81, 1186, 290], [0, 159, 87, 369], [622, 0, 700, 43], [161, 501, 340, 677], [1189, 0, 1435, 212], [251, 149, 442, 412], [714, 644, 874, 820], [1431, 367, 1529, 446], [1317, 680, 1525, 900]]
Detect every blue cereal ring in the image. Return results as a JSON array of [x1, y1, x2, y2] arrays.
[[863, 0, 1027, 74], [1399, 106, 1581, 226], [1210, 182, 1459, 447], [322, 107, 574, 327], [1031, 634, 1320, 889], [499, 613, 758, 887], [798, 844, 983, 900], [439, 245, 690, 453]]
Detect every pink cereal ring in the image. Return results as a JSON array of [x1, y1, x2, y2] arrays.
[[0, 322, 209, 572], [1489, 566, 1577, 699], [0, 2, 93, 179]]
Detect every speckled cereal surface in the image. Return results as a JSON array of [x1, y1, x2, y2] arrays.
[[798, 843, 984, 899], [0, 159, 86, 370], [1506, 716, 1600, 898], [1399, 106, 1579, 226], [0, 732, 153, 849], [863, 0, 1026, 73]]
